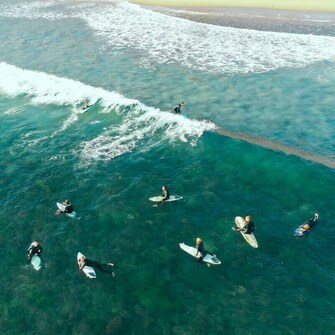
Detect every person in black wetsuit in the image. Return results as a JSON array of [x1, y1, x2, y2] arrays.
[[299, 213, 319, 233], [78, 255, 115, 276], [195, 237, 206, 261], [172, 101, 184, 114], [153, 186, 170, 207], [27, 240, 43, 262], [63, 200, 74, 214], [161, 186, 170, 202], [234, 215, 255, 234]]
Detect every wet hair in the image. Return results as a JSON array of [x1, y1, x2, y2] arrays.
[[196, 237, 202, 244]]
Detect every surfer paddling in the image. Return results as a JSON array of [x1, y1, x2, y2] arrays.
[[296, 213, 319, 235]]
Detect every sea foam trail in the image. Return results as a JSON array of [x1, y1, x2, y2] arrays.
[[79, 2, 335, 74], [215, 126, 335, 170], [1, 1, 335, 74], [0, 62, 214, 162]]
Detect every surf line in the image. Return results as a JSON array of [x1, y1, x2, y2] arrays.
[[214, 126, 335, 170]]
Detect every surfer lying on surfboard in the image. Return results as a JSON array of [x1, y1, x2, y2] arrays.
[[78, 255, 115, 276], [233, 215, 255, 234], [295, 213, 319, 236]]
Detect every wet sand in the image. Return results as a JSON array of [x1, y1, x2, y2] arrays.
[[130, 0, 335, 12], [131, 3, 335, 36]]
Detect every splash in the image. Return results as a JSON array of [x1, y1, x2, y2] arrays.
[[0, 62, 214, 162]]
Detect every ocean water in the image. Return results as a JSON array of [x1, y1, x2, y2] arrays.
[[1, 1, 335, 334]]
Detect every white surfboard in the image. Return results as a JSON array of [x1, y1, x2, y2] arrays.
[[149, 195, 183, 202], [235, 216, 258, 248], [77, 252, 96, 279], [57, 202, 78, 219], [31, 255, 42, 271], [179, 243, 221, 265]]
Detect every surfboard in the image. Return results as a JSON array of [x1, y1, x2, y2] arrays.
[[82, 99, 99, 112], [294, 227, 307, 237], [56, 202, 78, 219], [31, 255, 42, 271], [235, 216, 258, 248], [77, 252, 96, 279], [179, 243, 221, 265], [149, 195, 183, 202]]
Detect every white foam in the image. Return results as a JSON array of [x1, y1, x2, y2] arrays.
[[79, 109, 215, 164], [4, 107, 24, 115], [0, 62, 214, 162], [1, 1, 335, 74], [0, 1, 67, 20], [0, 61, 133, 108], [85, 2, 335, 74]]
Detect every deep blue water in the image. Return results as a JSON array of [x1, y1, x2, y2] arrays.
[[0, 1, 335, 334]]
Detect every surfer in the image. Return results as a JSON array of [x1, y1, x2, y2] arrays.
[[83, 101, 91, 110], [297, 213, 319, 234], [195, 237, 206, 261], [161, 185, 170, 202], [78, 255, 115, 276], [27, 240, 43, 262], [152, 186, 170, 207], [172, 101, 184, 114], [234, 215, 255, 234], [63, 200, 74, 214]]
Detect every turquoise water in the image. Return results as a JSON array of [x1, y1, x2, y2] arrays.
[[1, 1, 335, 334]]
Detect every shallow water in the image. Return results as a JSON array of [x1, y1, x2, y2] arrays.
[[0, 1, 335, 334]]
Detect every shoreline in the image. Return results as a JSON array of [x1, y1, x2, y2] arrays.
[[130, 0, 335, 13], [130, 2, 335, 36]]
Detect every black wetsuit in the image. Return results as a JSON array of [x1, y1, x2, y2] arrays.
[[27, 244, 42, 261], [244, 221, 255, 234], [304, 215, 319, 230], [195, 242, 206, 261], [162, 188, 170, 201], [173, 104, 182, 114], [64, 203, 74, 213], [81, 259, 114, 273]]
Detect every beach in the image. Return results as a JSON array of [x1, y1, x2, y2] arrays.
[[1, 0, 335, 334], [131, 0, 335, 12]]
